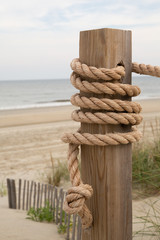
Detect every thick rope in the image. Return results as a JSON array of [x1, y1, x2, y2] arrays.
[[63, 143, 93, 229], [62, 58, 160, 229], [71, 59, 160, 80], [72, 110, 143, 125], [132, 62, 160, 77], [71, 93, 142, 113], [71, 58, 125, 80], [71, 72, 141, 96], [62, 127, 142, 146]]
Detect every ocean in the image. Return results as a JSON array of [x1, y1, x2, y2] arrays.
[[0, 76, 160, 110]]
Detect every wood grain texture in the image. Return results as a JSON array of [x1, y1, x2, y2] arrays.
[[80, 28, 132, 240]]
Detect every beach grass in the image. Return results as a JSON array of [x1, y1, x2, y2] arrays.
[[26, 201, 71, 235], [132, 120, 160, 238], [39, 119, 160, 198], [27, 201, 54, 223], [0, 181, 7, 197], [42, 154, 69, 187], [133, 199, 160, 238], [132, 119, 160, 198]]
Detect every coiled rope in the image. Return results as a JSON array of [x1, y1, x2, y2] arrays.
[[62, 58, 160, 229]]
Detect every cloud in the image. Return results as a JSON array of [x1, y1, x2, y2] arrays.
[[0, 0, 160, 32], [0, 0, 91, 32], [0, 0, 160, 80], [0, 29, 79, 80]]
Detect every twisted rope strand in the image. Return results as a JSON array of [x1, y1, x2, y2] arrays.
[[63, 143, 93, 229], [71, 93, 142, 113], [62, 128, 142, 146], [132, 62, 160, 77], [72, 110, 143, 125], [71, 59, 160, 79], [71, 58, 125, 80], [71, 72, 141, 96]]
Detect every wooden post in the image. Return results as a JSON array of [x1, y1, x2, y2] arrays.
[[80, 28, 132, 240], [26, 181, 29, 210], [7, 179, 12, 208], [22, 180, 26, 210], [11, 179, 17, 209], [18, 179, 22, 209], [40, 183, 43, 208], [29, 181, 33, 209], [33, 182, 36, 209], [59, 190, 65, 226], [37, 182, 40, 209], [77, 216, 82, 240], [44, 184, 47, 205]]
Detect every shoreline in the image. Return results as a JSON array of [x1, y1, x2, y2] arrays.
[[0, 96, 159, 111], [0, 98, 160, 128], [0, 105, 77, 128]]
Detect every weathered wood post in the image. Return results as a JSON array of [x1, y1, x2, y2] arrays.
[[80, 28, 132, 240], [7, 178, 12, 208], [11, 179, 17, 209]]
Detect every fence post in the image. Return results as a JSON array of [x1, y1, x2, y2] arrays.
[[18, 179, 22, 209], [7, 178, 12, 208], [11, 179, 17, 209], [80, 28, 132, 240]]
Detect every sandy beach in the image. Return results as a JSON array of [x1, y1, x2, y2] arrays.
[[0, 98, 160, 239], [0, 105, 79, 183], [0, 98, 160, 182]]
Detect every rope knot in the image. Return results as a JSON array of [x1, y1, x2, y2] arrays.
[[63, 184, 93, 215]]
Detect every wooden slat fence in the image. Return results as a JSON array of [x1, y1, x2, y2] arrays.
[[7, 178, 82, 240]]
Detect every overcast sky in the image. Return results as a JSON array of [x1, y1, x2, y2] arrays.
[[0, 0, 160, 80]]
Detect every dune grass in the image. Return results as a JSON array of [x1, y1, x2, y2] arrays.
[[42, 154, 69, 187], [132, 139, 160, 196], [27, 201, 72, 235], [133, 199, 160, 239], [132, 119, 160, 238], [0, 181, 7, 197], [132, 120, 160, 197], [43, 120, 160, 197]]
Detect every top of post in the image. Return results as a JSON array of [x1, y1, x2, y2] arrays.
[[80, 27, 132, 34], [79, 27, 132, 84]]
